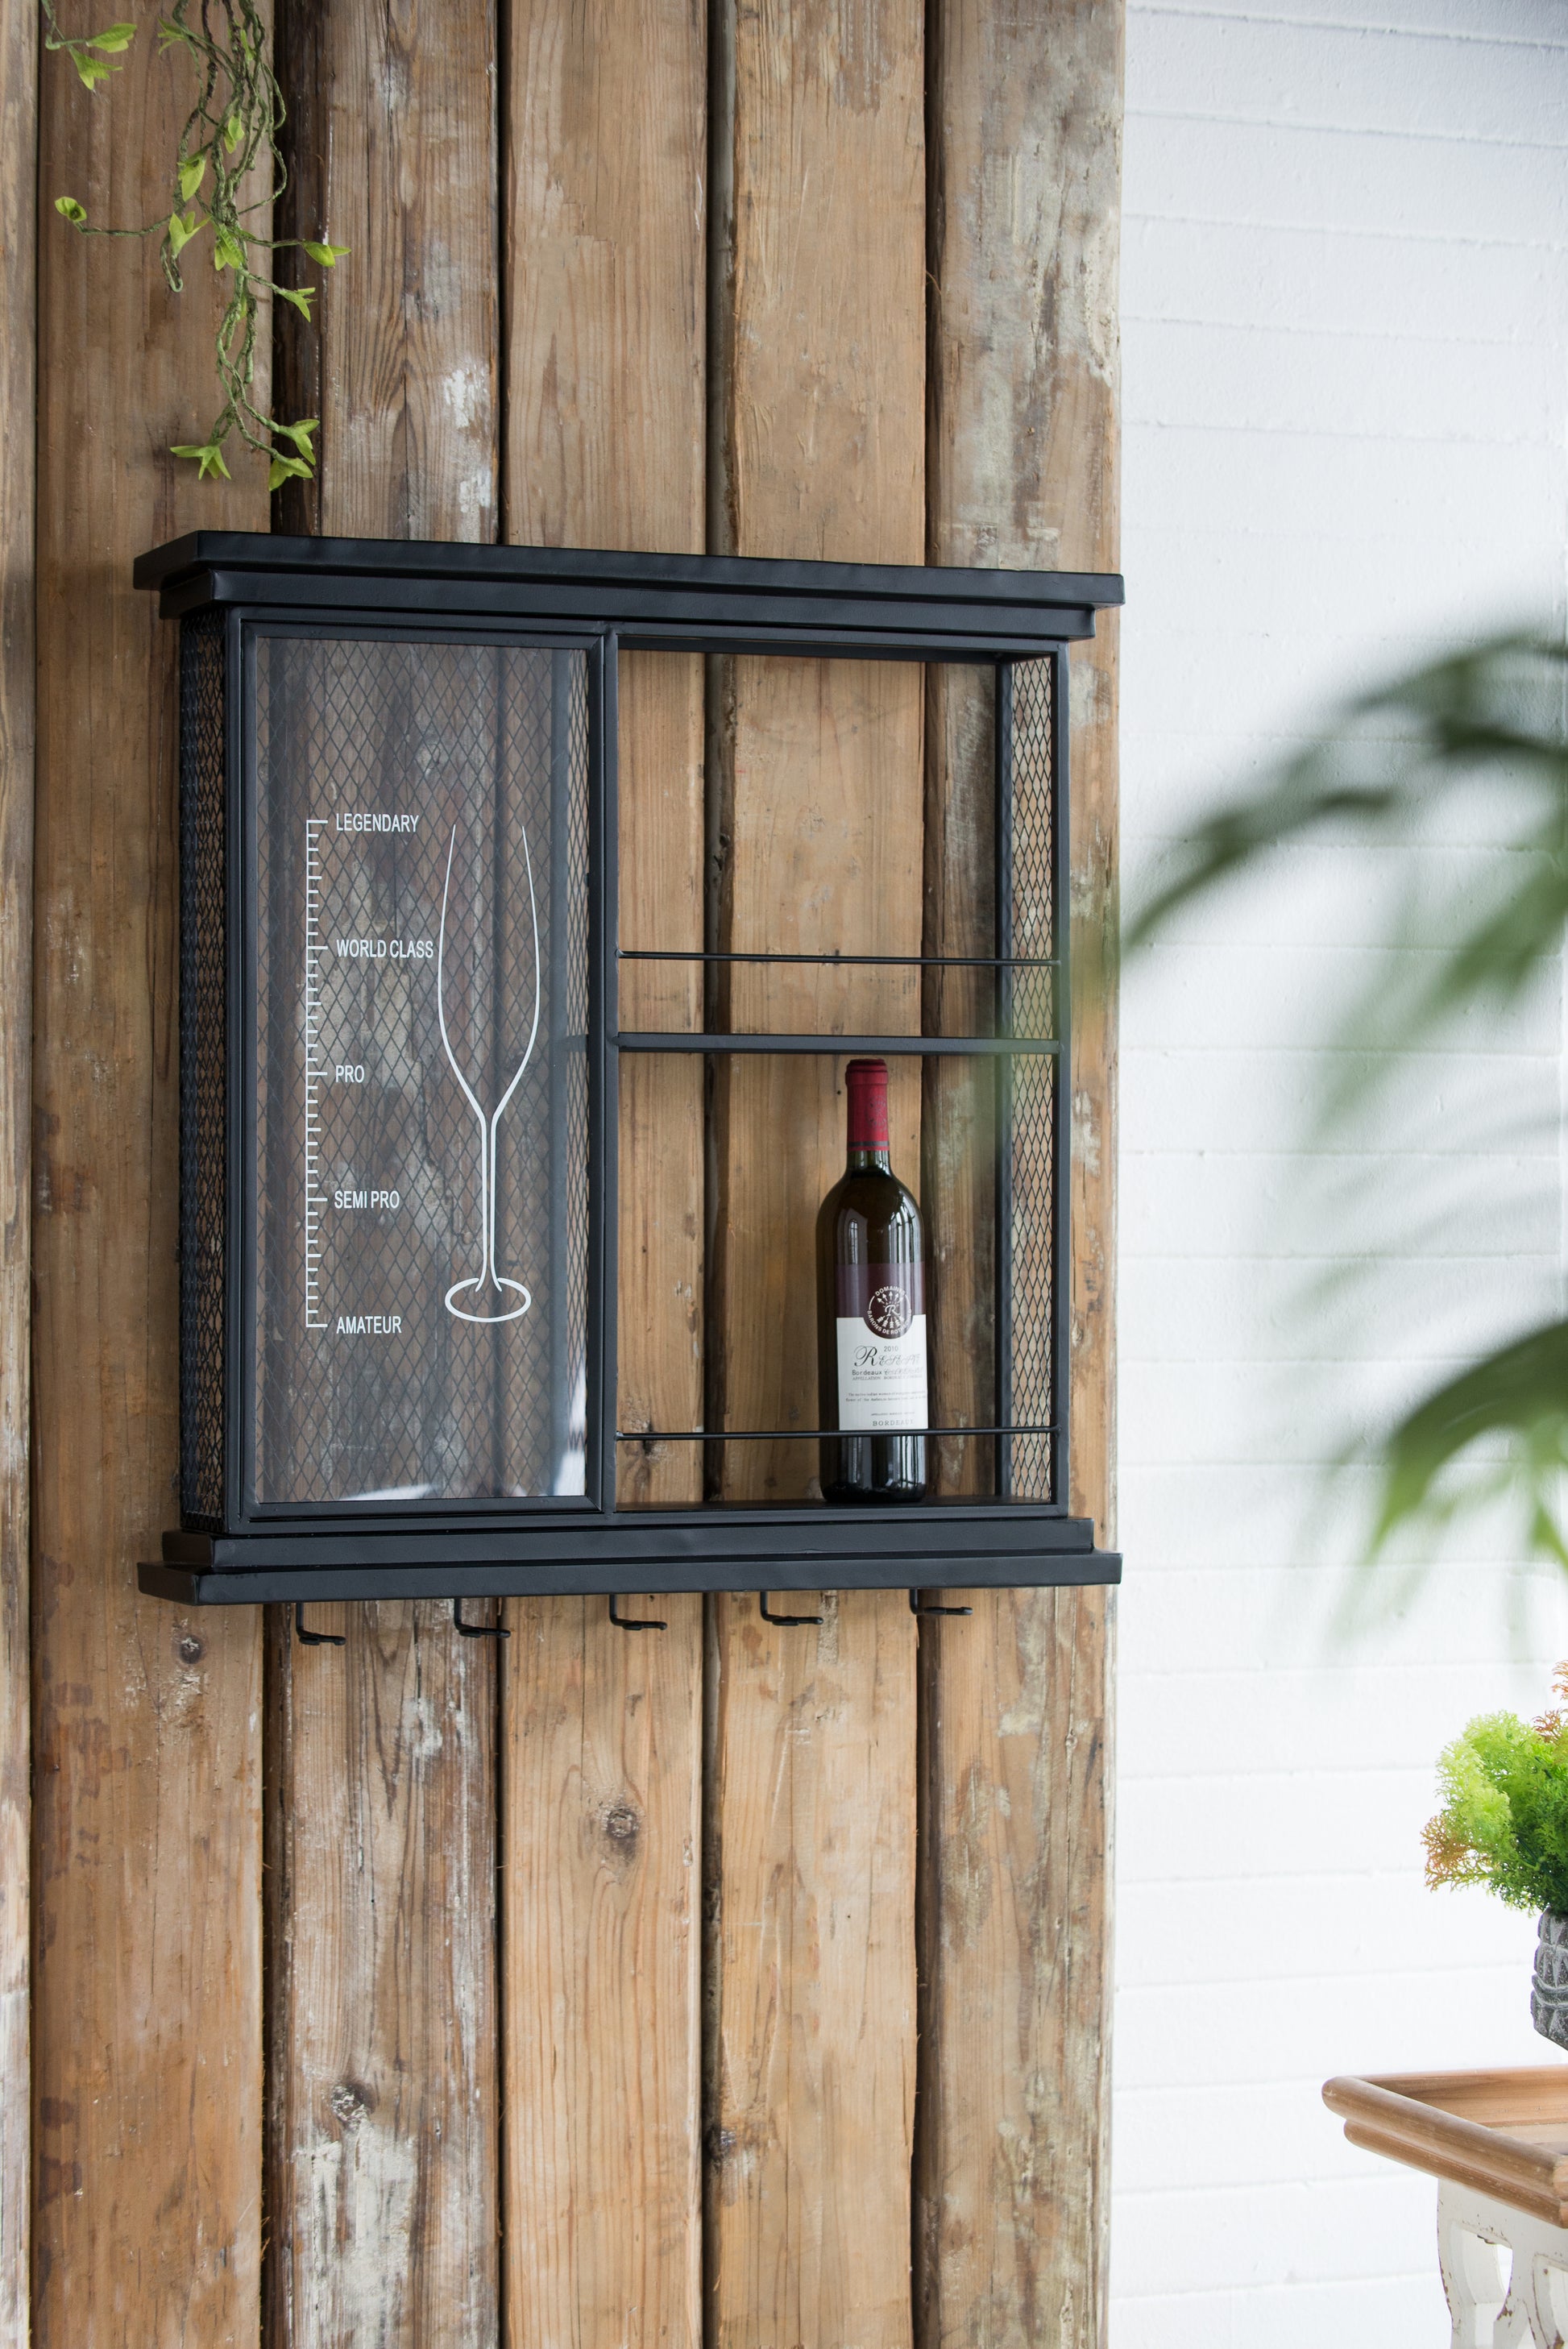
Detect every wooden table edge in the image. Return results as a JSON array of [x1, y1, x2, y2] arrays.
[[1324, 2072, 1568, 2227]]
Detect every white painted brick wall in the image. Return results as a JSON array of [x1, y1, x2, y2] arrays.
[[1115, 4, 1568, 2342]]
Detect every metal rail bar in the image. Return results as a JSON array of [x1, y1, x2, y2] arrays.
[[618, 948, 1059, 969], [616, 1422, 1056, 1442], [616, 1031, 1060, 1056]]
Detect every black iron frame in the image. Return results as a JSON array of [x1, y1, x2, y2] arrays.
[[134, 533, 1124, 1606]]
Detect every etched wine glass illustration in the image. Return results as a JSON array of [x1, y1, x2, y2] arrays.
[[438, 819, 541, 1324]]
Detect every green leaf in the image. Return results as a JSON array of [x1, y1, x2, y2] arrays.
[[275, 284, 313, 320], [272, 417, 319, 454], [303, 241, 351, 268], [157, 17, 195, 51], [268, 452, 313, 491], [54, 197, 87, 226], [212, 226, 246, 272], [71, 51, 118, 89], [166, 208, 204, 258], [170, 440, 232, 483], [87, 23, 137, 52], [177, 155, 206, 202], [1373, 1320, 1568, 1552], [222, 110, 243, 154]]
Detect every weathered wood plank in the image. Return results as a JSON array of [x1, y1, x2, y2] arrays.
[[916, 6, 1122, 2342], [505, 0, 706, 557], [265, 1606, 497, 2347], [503, 6, 707, 2336], [265, 8, 501, 2343], [0, 1, 35, 2338], [503, 1599, 703, 2344], [704, 2, 926, 2340], [915, 1585, 1114, 2347], [613, 645, 705, 1517], [31, 22, 268, 2343], [274, 0, 498, 542], [705, 1590, 918, 2343]]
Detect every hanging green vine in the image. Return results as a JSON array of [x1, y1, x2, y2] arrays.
[[43, 4, 346, 488]]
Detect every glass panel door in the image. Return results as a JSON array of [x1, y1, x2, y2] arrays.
[[251, 631, 591, 1507]]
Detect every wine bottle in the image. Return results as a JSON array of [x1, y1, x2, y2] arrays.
[[816, 1056, 927, 1502]]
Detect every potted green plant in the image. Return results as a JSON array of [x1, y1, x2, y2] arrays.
[[1425, 1672, 1568, 2048]]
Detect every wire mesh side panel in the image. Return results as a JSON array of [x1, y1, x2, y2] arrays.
[[1006, 656, 1056, 1500], [179, 612, 231, 1528], [922, 662, 998, 1496], [253, 635, 591, 1507]]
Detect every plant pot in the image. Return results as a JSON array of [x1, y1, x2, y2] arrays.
[[1532, 1911, 1568, 2049]]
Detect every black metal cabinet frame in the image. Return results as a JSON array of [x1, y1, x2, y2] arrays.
[[133, 533, 1124, 1607]]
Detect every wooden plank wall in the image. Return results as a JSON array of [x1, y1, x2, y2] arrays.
[[704, 5, 924, 2342], [31, 19, 267, 2344], [0, 2, 35, 2340], [266, 7, 502, 2342], [15, 2, 1122, 2342], [504, 3, 708, 2340], [917, 6, 1123, 2342]]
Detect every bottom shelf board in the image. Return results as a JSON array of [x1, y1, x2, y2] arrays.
[[140, 1550, 1120, 1606], [143, 1500, 1118, 1604], [1324, 2068, 1568, 2227]]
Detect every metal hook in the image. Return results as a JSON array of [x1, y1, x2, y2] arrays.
[[909, 1590, 973, 1619], [454, 1600, 509, 1639], [294, 1603, 346, 1648], [759, 1591, 823, 1628], [608, 1594, 667, 1632]]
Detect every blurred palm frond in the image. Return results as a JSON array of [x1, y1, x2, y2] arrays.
[[1124, 631, 1568, 1557]]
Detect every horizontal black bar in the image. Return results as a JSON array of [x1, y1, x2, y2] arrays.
[[625, 626, 1093, 662], [616, 1032, 1060, 1056], [617, 1423, 1056, 1442], [618, 949, 1057, 970], [140, 1548, 1121, 1606], [135, 530, 1124, 624], [165, 1500, 1093, 1568], [151, 578, 1105, 661]]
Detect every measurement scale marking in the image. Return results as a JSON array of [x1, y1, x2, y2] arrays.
[[303, 820, 329, 1328]]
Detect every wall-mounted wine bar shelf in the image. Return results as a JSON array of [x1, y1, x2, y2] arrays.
[[131, 533, 1123, 1608]]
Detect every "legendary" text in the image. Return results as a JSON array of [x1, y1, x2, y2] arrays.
[[334, 811, 419, 834]]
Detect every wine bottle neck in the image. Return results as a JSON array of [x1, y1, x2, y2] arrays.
[[844, 1056, 891, 1172]]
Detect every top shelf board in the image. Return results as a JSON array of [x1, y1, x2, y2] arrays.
[[134, 532, 1125, 657]]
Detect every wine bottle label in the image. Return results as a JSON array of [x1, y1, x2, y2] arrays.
[[835, 1263, 927, 1434]]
